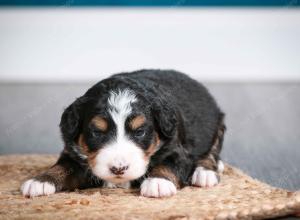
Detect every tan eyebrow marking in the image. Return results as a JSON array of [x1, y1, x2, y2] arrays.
[[129, 115, 146, 130], [91, 116, 108, 131]]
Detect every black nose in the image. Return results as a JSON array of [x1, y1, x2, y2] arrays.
[[110, 165, 129, 175]]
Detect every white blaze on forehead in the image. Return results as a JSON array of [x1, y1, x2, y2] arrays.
[[107, 89, 137, 137], [91, 89, 147, 183]]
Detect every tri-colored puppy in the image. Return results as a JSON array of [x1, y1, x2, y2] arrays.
[[21, 69, 226, 198]]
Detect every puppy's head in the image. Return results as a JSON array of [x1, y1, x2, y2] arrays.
[[60, 88, 177, 184]]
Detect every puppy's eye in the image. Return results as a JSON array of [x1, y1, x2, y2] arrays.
[[91, 128, 103, 138], [134, 128, 146, 137]]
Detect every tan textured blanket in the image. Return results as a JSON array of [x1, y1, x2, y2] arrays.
[[0, 155, 299, 220]]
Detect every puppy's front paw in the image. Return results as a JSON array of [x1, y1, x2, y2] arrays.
[[192, 167, 219, 187], [140, 178, 177, 198], [21, 179, 56, 197]]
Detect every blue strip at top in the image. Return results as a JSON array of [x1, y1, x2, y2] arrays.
[[0, 0, 299, 6]]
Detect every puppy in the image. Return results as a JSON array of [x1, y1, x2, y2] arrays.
[[21, 69, 225, 198]]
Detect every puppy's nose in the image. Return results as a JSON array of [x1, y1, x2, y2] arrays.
[[109, 165, 129, 175]]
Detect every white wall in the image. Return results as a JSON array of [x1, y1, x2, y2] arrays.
[[0, 8, 299, 82]]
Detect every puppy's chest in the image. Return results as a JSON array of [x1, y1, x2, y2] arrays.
[[103, 181, 131, 189]]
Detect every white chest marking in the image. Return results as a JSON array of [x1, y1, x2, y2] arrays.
[[103, 181, 131, 189]]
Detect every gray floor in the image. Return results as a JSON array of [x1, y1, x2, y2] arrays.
[[0, 82, 299, 210]]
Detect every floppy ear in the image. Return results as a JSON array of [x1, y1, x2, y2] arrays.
[[152, 97, 178, 139], [59, 96, 89, 146]]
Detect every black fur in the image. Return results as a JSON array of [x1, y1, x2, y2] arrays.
[[31, 69, 225, 192]]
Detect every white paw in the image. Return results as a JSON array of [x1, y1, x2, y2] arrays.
[[21, 179, 56, 197], [192, 167, 219, 187], [140, 178, 177, 198]]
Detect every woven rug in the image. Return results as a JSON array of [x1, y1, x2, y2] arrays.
[[0, 155, 299, 220]]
